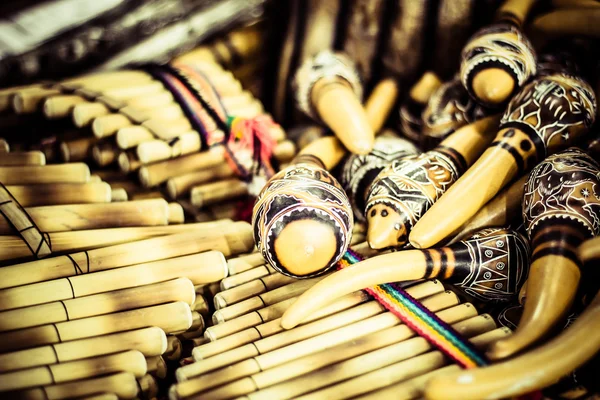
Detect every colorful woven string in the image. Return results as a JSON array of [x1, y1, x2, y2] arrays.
[[338, 248, 489, 369]]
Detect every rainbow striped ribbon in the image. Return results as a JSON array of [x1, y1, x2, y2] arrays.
[[338, 249, 489, 368]]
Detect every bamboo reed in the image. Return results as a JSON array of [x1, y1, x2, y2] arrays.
[[0, 251, 227, 310], [59, 137, 98, 162], [191, 178, 249, 208], [0, 220, 231, 261], [110, 188, 128, 202], [227, 253, 266, 275], [193, 294, 209, 317], [0, 278, 195, 332], [0, 350, 147, 392], [0, 222, 247, 289], [0, 301, 193, 352], [117, 149, 142, 173], [0, 151, 45, 166], [0, 163, 90, 185], [213, 273, 297, 309], [166, 163, 235, 199], [166, 336, 183, 362], [146, 356, 167, 379], [92, 141, 119, 166], [0, 327, 167, 373], [220, 265, 274, 290], [5, 182, 112, 207]]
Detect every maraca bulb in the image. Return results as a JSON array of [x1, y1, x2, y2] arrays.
[[252, 161, 353, 278]]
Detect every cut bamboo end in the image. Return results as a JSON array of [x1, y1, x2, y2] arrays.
[[93, 142, 119, 167], [168, 203, 185, 224], [93, 114, 132, 138], [116, 126, 154, 150], [43, 95, 88, 119], [73, 102, 111, 127], [111, 188, 128, 202], [118, 150, 142, 174], [59, 137, 98, 163], [13, 88, 62, 114]]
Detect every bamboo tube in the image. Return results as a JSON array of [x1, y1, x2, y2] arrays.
[[10, 372, 138, 400], [12, 88, 63, 114], [295, 51, 374, 154], [59, 137, 98, 162], [191, 178, 249, 208], [0, 327, 166, 373], [136, 133, 201, 164], [0, 221, 246, 289], [213, 273, 298, 309], [117, 149, 142, 173], [194, 282, 443, 362], [449, 174, 527, 244], [0, 350, 146, 392], [168, 202, 185, 224], [0, 163, 90, 185], [282, 228, 529, 329], [173, 291, 460, 398], [138, 374, 159, 399], [146, 356, 168, 379], [166, 336, 183, 361], [212, 276, 325, 324], [110, 188, 128, 202], [92, 141, 119, 166], [0, 83, 44, 112], [292, 319, 499, 400], [166, 163, 235, 199], [4, 182, 111, 207], [0, 278, 195, 332], [227, 253, 266, 275], [43, 95, 89, 119], [0, 251, 227, 311], [0, 220, 232, 261], [0, 198, 171, 235], [220, 265, 274, 290], [193, 294, 210, 317], [0, 301, 192, 352], [0, 138, 9, 152], [245, 306, 492, 400], [426, 289, 600, 400], [410, 72, 596, 249], [0, 151, 45, 166]]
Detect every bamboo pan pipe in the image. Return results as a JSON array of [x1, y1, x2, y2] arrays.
[[137, 138, 293, 188], [365, 114, 501, 249], [0, 221, 250, 289], [167, 163, 235, 199], [290, 323, 502, 400], [243, 309, 500, 400], [486, 148, 600, 360], [0, 251, 227, 311], [8, 372, 139, 400], [0, 163, 90, 185], [4, 182, 111, 207], [253, 77, 398, 277], [213, 272, 297, 309], [0, 198, 175, 235], [220, 265, 275, 290], [410, 70, 597, 249], [192, 314, 500, 400], [294, 51, 374, 154], [0, 327, 167, 373], [192, 282, 442, 365], [172, 290, 460, 398], [0, 278, 195, 332], [426, 287, 600, 400], [227, 252, 267, 275], [0, 220, 232, 262], [0, 151, 45, 166], [282, 228, 528, 329], [448, 174, 528, 244], [459, 0, 537, 107], [0, 350, 147, 392], [0, 301, 193, 352]]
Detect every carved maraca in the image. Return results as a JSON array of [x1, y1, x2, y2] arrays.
[[295, 51, 374, 154], [281, 227, 529, 329], [339, 133, 419, 222], [460, 0, 537, 107], [485, 148, 600, 359], [365, 115, 500, 249], [411, 66, 597, 249], [421, 77, 489, 148]]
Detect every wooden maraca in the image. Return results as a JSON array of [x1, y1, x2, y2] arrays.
[[281, 228, 529, 329], [365, 115, 500, 249], [339, 133, 419, 222], [421, 77, 489, 148], [485, 147, 600, 359], [410, 62, 597, 249], [294, 50, 374, 154], [460, 0, 537, 107]]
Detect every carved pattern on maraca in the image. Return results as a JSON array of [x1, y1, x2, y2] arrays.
[[252, 163, 353, 277], [340, 136, 419, 220], [461, 24, 537, 100], [523, 148, 600, 237], [366, 151, 460, 236], [501, 74, 596, 157], [422, 78, 488, 143]]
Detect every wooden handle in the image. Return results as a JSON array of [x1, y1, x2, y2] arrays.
[[0, 251, 227, 311], [0, 278, 195, 332], [0, 327, 167, 373]]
